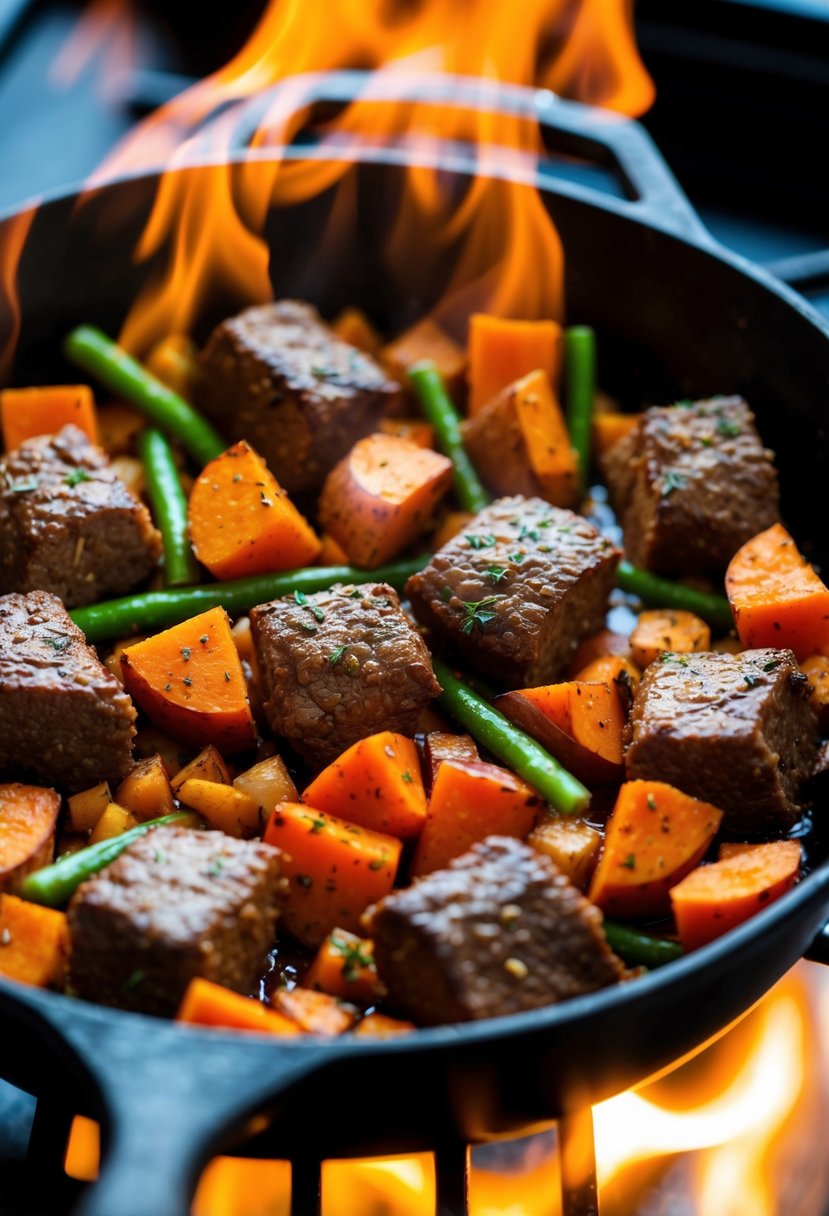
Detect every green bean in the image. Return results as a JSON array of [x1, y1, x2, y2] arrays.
[[616, 560, 733, 629], [564, 325, 596, 495], [20, 812, 200, 908], [408, 360, 492, 514], [431, 659, 590, 815], [64, 325, 224, 467], [70, 554, 430, 643], [137, 428, 200, 587], [603, 919, 684, 969]]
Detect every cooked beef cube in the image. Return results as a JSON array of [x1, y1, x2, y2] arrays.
[[405, 496, 620, 687], [250, 583, 440, 768], [196, 301, 403, 499], [367, 835, 625, 1025], [625, 648, 816, 836], [602, 396, 779, 574], [68, 826, 285, 1016], [0, 425, 162, 608], [0, 591, 136, 790]]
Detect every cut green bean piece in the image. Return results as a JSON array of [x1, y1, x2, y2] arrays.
[[70, 554, 430, 643], [64, 325, 224, 467], [408, 360, 492, 514], [616, 560, 733, 629], [138, 428, 200, 587], [431, 658, 590, 815], [20, 811, 200, 908], [603, 919, 683, 969], [564, 325, 596, 495]]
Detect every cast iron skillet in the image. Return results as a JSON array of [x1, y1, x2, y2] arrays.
[[2, 75, 829, 1216]]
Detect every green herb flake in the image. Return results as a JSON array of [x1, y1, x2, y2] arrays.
[[401, 771, 413, 783], [459, 595, 504, 635], [621, 853, 636, 870], [762, 660, 780, 673], [8, 477, 39, 494], [329, 645, 347, 666], [294, 589, 325, 621], [306, 816, 326, 835], [43, 634, 70, 653], [661, 470, 687, 496], [180, 647, 191, 662], [440, 586, 453, 602], [64, 468, 92, 487], [744, 673, 761, 689], [207, 857, 224, 877], [330, 933, 375, 982], [121, 969, 146, 993], [368, 858, 386, 871], [716, 418, 741, 438], [154, 850, 167, 865], [518, 525, 541, 543], [466, 533, 496, 550], [510, 551, 525, 563], [485, 565, 508, 584], [647, 794, 657, 811], [296, 874, 313, 889]]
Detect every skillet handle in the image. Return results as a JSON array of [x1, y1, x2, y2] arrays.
[[804, 923, 829, 966], [763, 249, 829, 298]]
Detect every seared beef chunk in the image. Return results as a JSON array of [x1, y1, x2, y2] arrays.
[[626, 648, 816, 836], [0, 425, 161, 607], [250, 583, 440, 768], [196, 301, 403, 499], [368, 835, 625, 1025], [405, 496, 620, 687], [68, 826, 285, 1016], [602, 396, 779, 575], [0, 591, 135, 790]]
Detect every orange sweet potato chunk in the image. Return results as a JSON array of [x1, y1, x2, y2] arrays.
[[1, 385, 99, 451], [467, 314, 562, 414], [0, 894, 69, 987], [495, 682, 625, 785], [303, 732, 427, 839], [0, 785, 60, 893]]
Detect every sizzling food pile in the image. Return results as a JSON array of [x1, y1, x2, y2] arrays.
[[0, 302, 822, 1036]]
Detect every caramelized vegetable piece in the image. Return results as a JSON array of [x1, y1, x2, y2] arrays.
[[629, 609, 711, 669], [177, 778, 260, 838], [801, 653, 829, 730], [588, 780, 723, 918], [461, 369, 579, 507], [303, 732, 427, 839], [528, 815, 601, 889], [271, 987, 357, 1035], [263, 803, 402, 947], [303, 930, 383, 1004], [573, 655, 640, 714], [726, 523, 829, 659], [0, 785, 61, 893], [115, 755, 175, 823], [1, 385, 99, 451], [177, 978, 301, 1035], [88, 803, 138, 845], [467, 314, 562, 414], [67, 783, 112, 834], [379, 418, 436, 449], [171, 744, 232, 794], [331, 307, 382, 355], [233, 756, 298, 820], [495, 682, 625, 785], [145, 334, 198, 399], [422, 730, 480, 791], [718, 842, 754, 860], [411, 758, 540, 877], [188, 441, 321, 580], [353, 1013, 416, 1038], [0, 895, 69, 987], [569, 628, 632, 675], [382, 318, 466, 397], [318, 433, 453, 569], [592, 411, 641, 456], [671, 840, 801, 950], [431, 510, 475, 550], [121, 607, 255, 753]]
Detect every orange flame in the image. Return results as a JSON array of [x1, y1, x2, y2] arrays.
[[0, 206, 37, 383], [65, 0, 655, 357]]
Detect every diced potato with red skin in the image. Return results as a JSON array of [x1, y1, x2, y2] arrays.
[[629, 610, 711, 670], [88, 804, 138, 845], [801, 653, 829, 731], [588, 780, 723, 919], [0, 896, 69, 987], [172, 745, 232, 795], [528, 816, 601, 890], [303, 732, 427, 839], [671, 841, 802, 950], [233, 756, 298, 822], [495, 682, 624, 786], [115, 755, 175, 823], [302, 930, 384, 1005], [411, 759, 540, 877], [263, 803, 402, 947], [0, 785, 61, 893], [177, 779, 260, 838], [67, 783, 112, 834], [318, 433, 453, 568]]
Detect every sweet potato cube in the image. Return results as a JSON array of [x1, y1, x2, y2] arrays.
[[177, 978, 301, 1035], [115, 755, 175, 823], [318, 433, 453, 568], [0, 784, 60, 893], [171, 744, 231, 794], [528, 815, 601, 890], [188, 440, 320, 580], [572, 655, 640, 715], [331, 307, 382, 356], [411, 758, 540, 877], [121, 607, 255, 753], [589, 780, 723, 918], [592, 411, 641, 457], [422, 730, 479, 792], [88, 803, 138, 845], [0, 895, 69, 987], [67, 783, 112, 834], [353, 1012, 415, 1038], [671, 840, 801, 950], [270, 987, 357, 1035], [629, 609, 711, 669], [1, 385, 99, 451], [467, 314, 562, 414], [801, 653, 829, 731], [382, 318, 466, 398], [303, 732, 427, 839], [303, 929, 383, 1005], [263, 803, 402, 947], [379, 418, 436, 449], [495, 682, 625, 785], [462, 369, 578, 507]]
